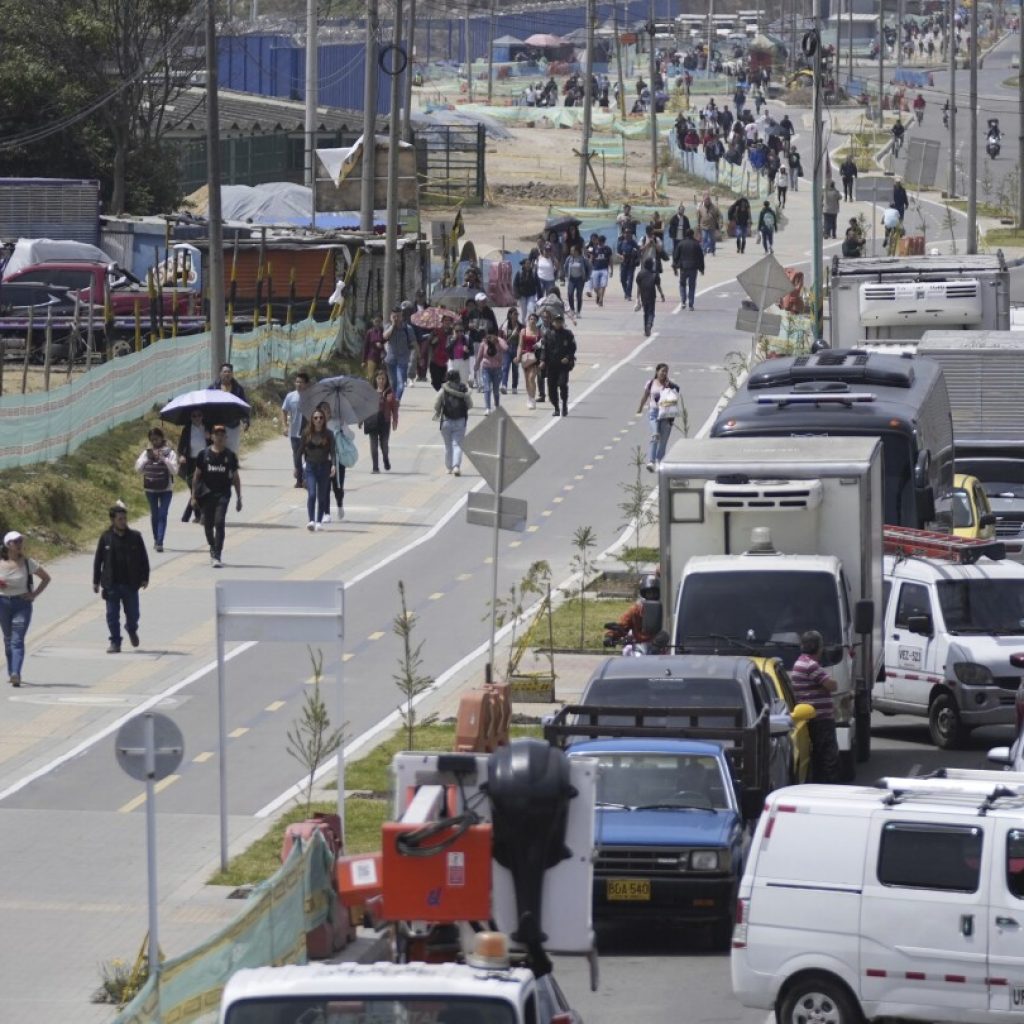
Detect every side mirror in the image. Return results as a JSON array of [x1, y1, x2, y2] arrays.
[[907, 613, 933, 637], [987, 746, 1012, 766], [769, 712, 794, 736], [641, 598, 663, 636], [791, 702, 817, 722], [854, 599, 874, 636], [916, 486, 936, 524], [821, 644, 845, 668], [980, 512, 997, 527], [913, 449, 931, 490]]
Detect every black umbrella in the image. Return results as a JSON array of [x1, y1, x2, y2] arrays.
[[544, 214, 583, 233]]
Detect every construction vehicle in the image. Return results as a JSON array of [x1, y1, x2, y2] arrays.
[[651, 436, 883, 780], [876, 525, 1024, 748]]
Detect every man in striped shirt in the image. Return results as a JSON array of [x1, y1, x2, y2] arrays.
[[791, 630, 840, 784]]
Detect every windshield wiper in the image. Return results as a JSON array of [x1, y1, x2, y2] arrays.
[[632, 801, 715, 812], [595, 801, 631, 810]]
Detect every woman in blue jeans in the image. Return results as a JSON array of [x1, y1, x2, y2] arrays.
[[474, 332, 507, 412], [134, 426, 179, 553], [300, 409, 336, 530], [0, 531, 51, 687], [636, 363, 681, 471]]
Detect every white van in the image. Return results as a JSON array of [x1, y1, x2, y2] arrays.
[[875, 532, 1024, 749], [731, 775, 1024, 1024]]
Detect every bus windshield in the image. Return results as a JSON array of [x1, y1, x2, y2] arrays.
[[225, 997, 518, 1024]]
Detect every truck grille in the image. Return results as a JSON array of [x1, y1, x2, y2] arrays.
[[993, 676, 1024, 692], [995, 518, 1024, 539], [594, 846, 685, 876]]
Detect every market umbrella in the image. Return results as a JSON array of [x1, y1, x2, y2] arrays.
[[300, 375, 379, 426], [411, 305, 458, 330], [432, 285, 479, 310], [525, 33, 564, 47], [159, 389, 251, 427], [544, 213, 582, 233]]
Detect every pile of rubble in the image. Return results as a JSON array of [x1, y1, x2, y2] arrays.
[[488, 182, 582, 204]]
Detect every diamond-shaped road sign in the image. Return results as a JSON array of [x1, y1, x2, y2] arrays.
[[463, 406, 539, 493], [856, 175, 894, 203], [466, 492, 529, 532], [736, 254, 793, 312], [735, 306, 783, 336]]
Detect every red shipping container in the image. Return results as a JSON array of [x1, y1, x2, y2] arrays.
[[381, 822, 492, 923]]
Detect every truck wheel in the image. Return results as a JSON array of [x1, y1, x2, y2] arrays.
[[779, 974, 863, 1024], [108, 339, 134, 359], [855, 709, 871, 763], [929, 692, 968, 749]]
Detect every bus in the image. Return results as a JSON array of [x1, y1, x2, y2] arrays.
[[709, 349, 954, 531]]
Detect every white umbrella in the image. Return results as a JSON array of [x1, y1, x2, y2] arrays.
[[300, 375, 379, 426], [159, 389, 251, 427]]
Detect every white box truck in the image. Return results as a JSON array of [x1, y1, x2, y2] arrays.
[[827, 253, 1010, 348], [655, 436, 883, 780]]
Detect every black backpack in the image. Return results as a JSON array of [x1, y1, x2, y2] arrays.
[[442, 387, 468, 421], [142, 454, 172, 492]]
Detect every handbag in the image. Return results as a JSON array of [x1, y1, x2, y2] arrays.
[[336, 432, 358, 468]]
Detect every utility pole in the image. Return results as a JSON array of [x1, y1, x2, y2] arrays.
[[383, 0, 403, 314], [967, 0, 978, 252], [877, 0, 884, 127], [205, 0, 226, 373], [896, 0, 903, 75], [360, 0, 379, 231], [648, 0, 658, 200], [947, 0, 956, 198], [848, 0, 853, 89], [402, 0, 416, 141], [811, 0, 824, 344], [1018, 0, 1024, 228], [486, 0, 496, 105], [304, 0, 319, 228], [578, 0, 595, 205], [614, 5, 627, 117], [465, 4, 473, 103]]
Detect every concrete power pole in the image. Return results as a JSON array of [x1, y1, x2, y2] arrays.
[[205, 0, 226, 373], [360, 0, 379, 232], [967, 0, 978, 252], [1019, 2, 1024, 228], [648, 0, 657, 199], [877, 0, 884, 127], [383, 0, 404, 315], [848, 0, 853, 89], [402, 0, 416, 141], [811, 0, 824, 344], [486, 0, 496, 105], [578, 0, 595, 206], [465, 5, 473, 103], [947, 0, 957, 199], [304, 0, 319, 228]]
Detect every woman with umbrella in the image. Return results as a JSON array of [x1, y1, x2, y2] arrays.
[[177, 410, 210, 524]]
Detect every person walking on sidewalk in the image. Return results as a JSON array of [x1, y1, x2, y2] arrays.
[[434, 368, 473, 476], [635, 258, 659, 337], [517, 312, 542, 409], [787, 146, 803, 190], [383, 306, 415, 401], [93, 504, 149, 652], [500, 308, 522, 395], [696, 193, 722, 255], [541, 312, 576, 418], [0, 531, 50, 686], [672, 228, 704, 311], [757, 200, 777, 254], [177, 410, 210, 523], [300, 408, 335, 531], [616, 228, 641, 301], [823, 179, 841, 239], [134, 426, 178, 553], [839, 154, 858, 201], [281, 371, 310, 488], [208, 363, 249, 454], [728, 196, 752, 254], [563, 244, 590, 318], [191, 426, 242, 568], [637, 363, 681, 471], [363, 368, 399, 472], [475, 330, 508, 412]]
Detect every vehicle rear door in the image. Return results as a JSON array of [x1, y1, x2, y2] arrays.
[[860, 814, 990, 1015], [888, 578, 939, 707], [988, 820, 1024, 1016]]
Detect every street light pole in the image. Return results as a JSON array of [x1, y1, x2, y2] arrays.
[[360, 0, 379, 232], [648, 0, 657, 200], [578, 0, 595, 206], [967, 0, 978, 252], [947, 0, 957, 198]]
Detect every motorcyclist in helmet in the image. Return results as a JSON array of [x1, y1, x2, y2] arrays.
[[606, 572, 661, 646]]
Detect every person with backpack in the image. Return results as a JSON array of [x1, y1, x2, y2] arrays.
[[0, 531, 51, 686], [758, 200, 778, 254], [191, 426, 242, 568], [433, 368, 474, 476], [671, 228, 705, 312], [134, 427, 179, 553], [616, 228, 641, 301]]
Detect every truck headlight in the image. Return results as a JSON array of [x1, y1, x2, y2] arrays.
[[690, 850, 720, 871], [953, 662, 994, 686]]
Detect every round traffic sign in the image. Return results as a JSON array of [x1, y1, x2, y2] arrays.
[[115, 712, 185, 782]]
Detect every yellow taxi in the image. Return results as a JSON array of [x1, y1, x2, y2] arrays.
[[754, 656, 816, 783], [950, 472, 996, 540]]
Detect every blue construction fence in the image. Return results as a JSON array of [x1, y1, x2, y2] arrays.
[[0, 318, 339, 471], [666, 131, 773, 200]]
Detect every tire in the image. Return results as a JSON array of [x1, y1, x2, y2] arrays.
[[838, 749, 855, 783], [855, 707, 871, 763], [929, 691, 968, 749], [108, 338, 134, 359], [778, 974, 863, 1024]]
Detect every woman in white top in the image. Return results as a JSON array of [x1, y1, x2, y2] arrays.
[[0, 531, 51, 687], [636, 363, 681, 471], [134, 426, 179, 552]]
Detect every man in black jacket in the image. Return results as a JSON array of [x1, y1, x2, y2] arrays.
[[541, 312, 576, 418], [839, 155, 858, 201], [635, 258, 659, 337], [208, 362, 249, 453], [513, 253, 541, 322], [93, 504, 150, 653], [672, 228, 705, 311]]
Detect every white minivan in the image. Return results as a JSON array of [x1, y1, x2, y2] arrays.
[[731, 775, 1024, 1024]]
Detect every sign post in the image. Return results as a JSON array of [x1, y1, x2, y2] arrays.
[[214, 581, 345, 871], [115, 712, 184, 987], [856, 175, 893, 255]]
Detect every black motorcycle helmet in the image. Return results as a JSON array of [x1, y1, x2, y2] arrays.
[[638, 573, 660, 601]]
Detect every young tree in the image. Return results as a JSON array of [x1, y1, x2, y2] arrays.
[[618, 446, 659, 577], [570, 525, 597, 648], [393, 580, 437, 748]]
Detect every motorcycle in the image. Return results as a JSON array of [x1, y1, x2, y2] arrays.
[[987, 135, 1001, 160], [603, 622, 671, 657]]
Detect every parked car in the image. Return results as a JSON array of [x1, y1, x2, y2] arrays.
[[957, 454, 1024, 560]]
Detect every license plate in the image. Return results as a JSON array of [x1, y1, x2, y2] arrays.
[[606, 879, 651, 901], [1009, 985, 1024, 1010]]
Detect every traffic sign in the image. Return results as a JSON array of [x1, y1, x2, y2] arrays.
[[906, 137, 941, 188], [736, 254, 793, 311], [463, 406, 539, 493], [466, 492, 528, 532], [115, 712, 184, 782], [735, 306, 782, 336], [856, 175, 893, 203]]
